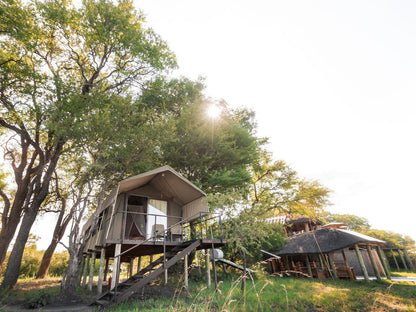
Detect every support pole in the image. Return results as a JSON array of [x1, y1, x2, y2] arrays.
[[88, 252, 96, 291], [355, 244, 369, 281], [398, 249, 408, 270], [184, 254, 189, 289], [104, 258, 109, 282], [78, 256, 85, 286], [327, 253, 338, 280], [111, 244, 121, 289], [391, 250, 400, 270], [403, 249, 414, 270], [82, 255, 90, 288], [366, 246, 381, 281], [377, 247, 391, 279], [206, 250, 211, 288], [97, 248, 106, 294], [137, 256, 142, 273], [129, 258, 134, 278], [305, 255, 313, 278]]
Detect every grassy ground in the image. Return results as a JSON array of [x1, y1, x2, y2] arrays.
[[109, 270, 416, 312], [1, 271, 415, 311]]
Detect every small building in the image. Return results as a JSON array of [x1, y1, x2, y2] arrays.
[[81, 166, 225, 306], [264, 228, 391, 281]]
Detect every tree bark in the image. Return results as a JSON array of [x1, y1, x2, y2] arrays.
[[36, 201, 73, 279], [1, 208, 37, 288]]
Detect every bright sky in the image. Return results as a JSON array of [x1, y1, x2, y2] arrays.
[[33, 0, 416, 250], [133, 0, 416, 241]]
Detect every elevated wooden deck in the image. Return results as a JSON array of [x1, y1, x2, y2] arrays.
[[98, 239, 226, 262]]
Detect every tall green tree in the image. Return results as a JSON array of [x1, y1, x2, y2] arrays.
[[321, 212, 371, 232], [0, 0, 175, 288], [162, 98, 260, 194]]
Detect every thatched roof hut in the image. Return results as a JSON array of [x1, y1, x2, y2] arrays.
[[273, 228, 384, 256], [265, 228, 390, 281]]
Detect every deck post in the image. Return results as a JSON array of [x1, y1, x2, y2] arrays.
[[366, 246, 381, 281], [97, 248, 106, 294], [111, 244, 121, 289], [78, 256, 85, 286], [82, 254, 90, 287], [397, 249, 408, 270], [354, 244, 369, 281], [377, 247, 391, 279], [403, 249, 414, 269], [327, 253, 338, 280], [129, 258, 134, 278], [184, 253, 189, 289], [137, 256, 142, 273], [206, 250, 211, 288], [305, 255, 313, 277], [390, 250, 400, 270], [88, 251, 96, 291], [104, 257, 109, 281]]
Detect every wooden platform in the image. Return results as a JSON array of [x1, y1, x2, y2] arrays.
[[100, 239, 225, 262]]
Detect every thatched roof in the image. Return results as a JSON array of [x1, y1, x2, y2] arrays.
[[286, 217, 322, 226], [272, 228, 385, 256]]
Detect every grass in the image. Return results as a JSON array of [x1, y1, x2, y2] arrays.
[[1, 271, 415, 311], [109, 270, 416, 312]]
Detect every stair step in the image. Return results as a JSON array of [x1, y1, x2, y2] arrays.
[[95, 300, 110, 306]]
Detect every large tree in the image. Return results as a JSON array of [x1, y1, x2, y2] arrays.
[[0, 0, 175, 288]]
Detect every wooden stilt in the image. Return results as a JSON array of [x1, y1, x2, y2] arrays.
[[391, 250, 400, 270], [403, 249, 414, 270], [305, 255, 312, 277], [97, 248, 106, 294], [355, 244, 369, 281], [397, 249, 408, 270], [78, 256, 85, 286], [366, 246, 381, 280], [327, 253, 338, 280], [377, 247, 391, 279], [129, 258, 134, 278], [104, 258, 109, 282], [111, 244, 121, 289], [206, 250, 211, 288], [137, 256, 142, 273], [82, 255, 90, 288], [88, 252, 96, 291], [184, 254, 188, 289]]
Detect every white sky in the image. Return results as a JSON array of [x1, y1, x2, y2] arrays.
[[33, 0, 416, 250], [133, 0, 416, 241]]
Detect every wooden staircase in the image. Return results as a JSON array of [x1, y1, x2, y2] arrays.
[[94, 240, 201, 308]]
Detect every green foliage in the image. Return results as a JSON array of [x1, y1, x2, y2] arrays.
[[362, 229, 416, 253], [2, 246, 69, 279], [321, 212, 371, 231]]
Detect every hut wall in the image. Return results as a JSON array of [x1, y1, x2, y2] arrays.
[[168, 201, 182, 227], [183, 198, 208, 221], [344, 248, 376, 277], [107, 194, 125, 241]]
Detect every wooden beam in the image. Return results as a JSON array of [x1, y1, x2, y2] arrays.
[[355, 244, 369, 281], [206, 250, 211, 288], [377, 246, 391, 280], [88, 252, 96, 291], [391, 250, 400, 270], [111, 244, 121, 289], [327, 253, 338, 280], [397, 249, 408, 270], [97, 248, 106, 294], [403, 249, 414, 270], [82, 255, 90, 288], [305, 255, 312, 278], [184, 254, 188, 289], [366, 246, 381, 281]]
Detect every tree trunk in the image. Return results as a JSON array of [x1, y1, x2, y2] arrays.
[[36, 202, 72, 279], [0, 192, 29, 274], [1, 208, 37, 288], [36, 240, 59, 279]]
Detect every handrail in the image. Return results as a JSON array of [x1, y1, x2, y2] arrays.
[[114, 211, 215, 260]]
